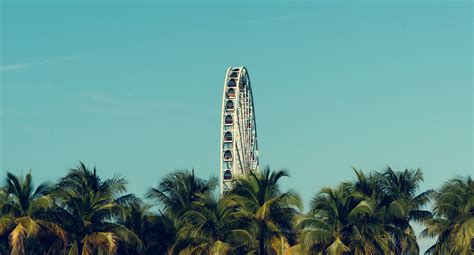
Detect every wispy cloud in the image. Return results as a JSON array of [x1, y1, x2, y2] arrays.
[[0, 64, 26, 71], [0, 56, 79, 72], [79, 93, 113, 103]]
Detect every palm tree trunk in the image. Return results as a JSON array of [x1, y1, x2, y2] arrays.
[[77, 241, 83, 255], [259, 235, 265, 255], [259, 223, 265, 255]]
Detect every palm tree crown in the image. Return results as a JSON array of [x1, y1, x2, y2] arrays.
[[54, 162, 139, 255], [351, 168, 433, 254], [146, 170, 216, 218], [422, 176, 473, 254], [174, 193, 254, 254], [0, 171, 66, 255], [297, 182, 390, 255], [230, 168, 302, 255], [375, 168, 433, 254]]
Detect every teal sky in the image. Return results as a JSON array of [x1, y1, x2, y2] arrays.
[[1, 0, 472, 251]]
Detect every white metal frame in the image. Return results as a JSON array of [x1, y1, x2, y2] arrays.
[[219, 66, 259, 194]]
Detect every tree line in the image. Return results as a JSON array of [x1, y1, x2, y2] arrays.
[[0, 162, 472, 254]]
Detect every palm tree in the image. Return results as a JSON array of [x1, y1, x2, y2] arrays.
[[174, 193, 254, 254], [374, 168, 433, 254], [53, 162, 140, 255], [0, 171, 67, 254], [230, 168, 302, 255], [296, 182, 390, 255], [0, 186, 6, 210], [119, 200, 178, 255], [351, 168, 433, 254], [422, 176, 473, 254], [0, 186, 9, 253], [118, 201, 152, 254], [146, 170, 216, 218], [145, 170, 218, 254], [152, 212, 180, 255]]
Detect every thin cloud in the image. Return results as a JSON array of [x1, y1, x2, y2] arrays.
[[0, 64, 27, 71], [0, 56, 79, 72]]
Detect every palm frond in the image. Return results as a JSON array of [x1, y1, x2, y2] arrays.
[[9, 223, 26, 255], [83, 232, 117, 255]]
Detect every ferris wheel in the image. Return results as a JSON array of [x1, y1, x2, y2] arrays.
[[220, 66, 259, 193]]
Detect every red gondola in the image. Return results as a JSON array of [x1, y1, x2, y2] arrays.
[[227, 88, 236, 99]]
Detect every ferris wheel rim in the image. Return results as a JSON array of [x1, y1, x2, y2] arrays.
[[220, 66, 259, 194]]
